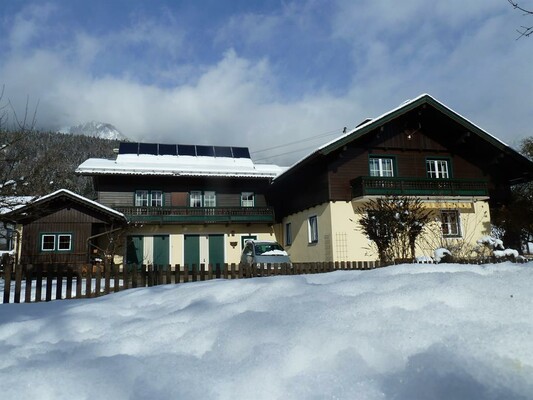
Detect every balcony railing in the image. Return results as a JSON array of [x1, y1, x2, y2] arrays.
[[351, 176, 489, 198], [114, 206, 275, 224]]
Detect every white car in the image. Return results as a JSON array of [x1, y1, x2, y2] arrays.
[[240, 240, 291, 266]]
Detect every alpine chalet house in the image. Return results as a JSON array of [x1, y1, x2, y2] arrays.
[[268, 94, 533, 262], [76, 143, 285, 268]]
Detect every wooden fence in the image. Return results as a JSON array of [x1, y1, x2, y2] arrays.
[[1, 260, 381, 304]]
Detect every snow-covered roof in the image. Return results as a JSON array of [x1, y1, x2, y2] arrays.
[[77, 153, 287, 178], [3, 189, 126, 221], [33, 189, 125, 218]]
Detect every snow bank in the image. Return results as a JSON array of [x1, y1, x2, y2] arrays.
[[1, 262, 532, 399]]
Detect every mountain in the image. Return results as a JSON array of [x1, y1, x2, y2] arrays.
[[62, 121, 128, 141]]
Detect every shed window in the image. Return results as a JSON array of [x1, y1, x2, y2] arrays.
[[41, 233, 72, 252]]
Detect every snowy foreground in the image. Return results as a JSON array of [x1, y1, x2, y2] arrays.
[[0, 263, 532, 400]]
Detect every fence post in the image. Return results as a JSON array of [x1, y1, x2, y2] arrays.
[[14, 262, 23, 303], [2, 257, 12, 304], [45, 266, 54, 302], [66, 267, 73, 300], [25, 266, 33, 303], [85, 266, 93, 299], [94, 267, 101, 297], [166, 264, 172, 284], [175, 264, 181, 284], [183, 265, 190, 283], [75, 266, 82, 299], [105, 263, 111, 294]]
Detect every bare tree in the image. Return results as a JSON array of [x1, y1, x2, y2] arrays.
[[508, 0, 533, 38]]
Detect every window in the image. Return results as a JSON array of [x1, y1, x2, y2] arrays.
[[204, 191, 216, 207], [285, 222, 292, 246], [241, 192, 255, 207], [308, 215, 318, 243], [41, 233, 72, 252], [41, 235, 56, 251], [441, 210, 461, 237], [427, 159, 450, 179], [136, 190, 163, 207], [189, 191, 217, 207], [190, 191, 203, 207], [57, 234, 72, 251], [151, 191, 163, 207], [135, 190, 149, 206], [369, 157, 394, 177]]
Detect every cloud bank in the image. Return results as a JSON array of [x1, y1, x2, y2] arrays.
[[1, 0, 532, 164]]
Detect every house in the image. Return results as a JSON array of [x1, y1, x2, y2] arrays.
[[28, 93, 529, 267], [76, 144, 285, 268], [2, 189, 127, 266], [268, 94, 533, 262]]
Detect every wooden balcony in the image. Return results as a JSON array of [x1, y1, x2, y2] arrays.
[[114, 206, 275, 224], [351, 176, 489, 198]]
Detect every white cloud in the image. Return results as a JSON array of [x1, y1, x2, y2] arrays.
[[1, 0, 532, 165]]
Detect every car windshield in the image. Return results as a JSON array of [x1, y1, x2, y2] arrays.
[[254, 243, 284, 255]]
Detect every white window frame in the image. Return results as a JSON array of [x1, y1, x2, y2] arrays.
[[308, 215, 318, 244], [203, 191, 216, 207], [41, 234, 56, 251], [151, 191, 163, 207], [441, 210, 461, 237], [41, 233, 72, 252], [427, 159, 450, 179], [135, 190, 149, 207], [369, 157, 394, 177], [190, 191, 203, 207], [241, 192, 255, 207], [57, 234, 72, 251]]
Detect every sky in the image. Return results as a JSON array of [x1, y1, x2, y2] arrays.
[[1, 262, 532, 399], [0, 0, 532, 165]]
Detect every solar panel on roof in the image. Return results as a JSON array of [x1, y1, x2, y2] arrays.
[[231, 147, 251, 158], [119, 142, 139, 155], [196, 145, 215, 157], [178, 144, 196, 156], [214, 146, 233, 157], [139, 143, 158, 155], [158, 144, 177, 155]]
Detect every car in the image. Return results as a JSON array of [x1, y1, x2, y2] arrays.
[[240, 240, 291, 267]]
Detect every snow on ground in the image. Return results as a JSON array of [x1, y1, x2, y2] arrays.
[[0, 262, 532, 400]]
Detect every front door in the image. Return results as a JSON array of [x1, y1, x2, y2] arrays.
[[208, 234, 225, 270], [184, 234, 200, 271], [153, 235, 169, 270]]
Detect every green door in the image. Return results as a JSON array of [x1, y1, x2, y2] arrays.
[[184, 235, 200, 271], [126, 236, 143, 267], [209, 234, 225, 270], [153, 235, 170, 270]]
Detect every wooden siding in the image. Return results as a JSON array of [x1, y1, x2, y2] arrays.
[[96, 176, 271, 208], [20, 208, 104, 265]]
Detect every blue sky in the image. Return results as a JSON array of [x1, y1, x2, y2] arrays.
[[1, 0, 532, 164]]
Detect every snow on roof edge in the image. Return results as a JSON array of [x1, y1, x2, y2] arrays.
[[28, 189, 125, 219], [274, 93, 516, 181]]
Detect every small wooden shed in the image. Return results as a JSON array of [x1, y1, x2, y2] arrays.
[[3, 189, 127, 266]]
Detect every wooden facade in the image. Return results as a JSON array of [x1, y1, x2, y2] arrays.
[[269, 97, 533, 220], [3, 190, 127, 266]]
